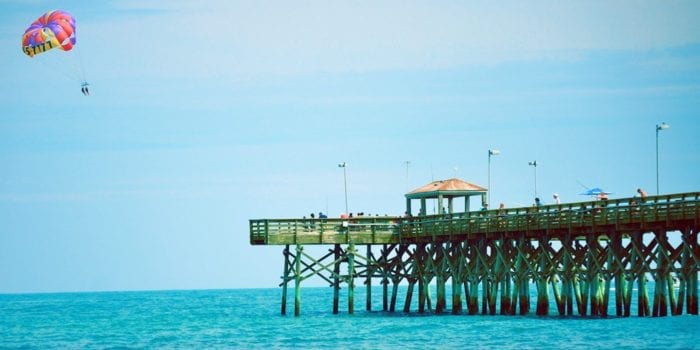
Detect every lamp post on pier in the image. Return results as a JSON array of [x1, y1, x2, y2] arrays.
[[656, 122, 670, 195], [528, 160, 538, 199], [338, 162, 348, 215], [488, 149, 500, 208]]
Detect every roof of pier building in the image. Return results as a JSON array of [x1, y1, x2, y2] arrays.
[[405, 178, 487, 200]]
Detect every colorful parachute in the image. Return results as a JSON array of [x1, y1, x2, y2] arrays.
[[22, 10, 76, 57]]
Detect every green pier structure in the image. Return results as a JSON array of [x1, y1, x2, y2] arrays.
[[250, 179, 700, 317]]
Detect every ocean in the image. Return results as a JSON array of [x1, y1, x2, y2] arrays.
[[1, 287, 699, 349]]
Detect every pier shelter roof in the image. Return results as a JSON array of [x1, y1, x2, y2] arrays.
[[405, 178, 487, 215], [405, 178, 487, 200]]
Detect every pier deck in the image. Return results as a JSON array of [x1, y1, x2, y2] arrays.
[[251, 192, 699, 245]]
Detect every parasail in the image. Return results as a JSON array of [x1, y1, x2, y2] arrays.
[[22, 10, 76, 57]]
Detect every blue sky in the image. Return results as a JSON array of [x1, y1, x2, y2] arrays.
[[1, 1, 699, 293]]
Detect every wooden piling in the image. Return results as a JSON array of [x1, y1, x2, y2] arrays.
[[390, 278, 399, 312], [404, 279, 415, 313], [382, 276, 389, 311], [668, 273, 678, 315], [424, 245, 434, 313], [347, 242, 355, 314], [294, 245, 302, 317], [281, 245, 290, 315], [562, 235, 574, 316], [624, 273, 633, 317], [381, 245, 389, 311], [451, 243, 464, 314], [500, 239, 512, 315], [573, 274, 584, 316], [436, 244, 446, 314], [552, 275, 564, 316], [688, 229, 699, 315], [469, 243, 480, 315], [480, 240, 488, 315], [624, 236, 636, 317], [639, 274, 650, 317], [417, 245, 427, 314], [564, 273, 574, 316], [536, 238, 549, 316], [366, 245, 372, 312], [333, 244, 340, 314], [452, 275, 463, 314], [612, 234, 624, 317], [488, 240, 500, 316], [511, 237, 526, 315]]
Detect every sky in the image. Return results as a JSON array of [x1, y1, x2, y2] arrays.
[[1, 1, 699, 293]]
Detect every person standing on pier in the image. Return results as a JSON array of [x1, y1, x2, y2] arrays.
[[553, 193, 561, 205], [637, 188, 647, 202]]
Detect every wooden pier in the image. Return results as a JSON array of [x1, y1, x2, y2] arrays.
[[250, 191, 700, 317]]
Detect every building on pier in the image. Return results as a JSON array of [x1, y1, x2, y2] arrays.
[[405, 178, 487, 216]]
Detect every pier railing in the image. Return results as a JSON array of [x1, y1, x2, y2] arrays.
[[250, 192, 700, 245]]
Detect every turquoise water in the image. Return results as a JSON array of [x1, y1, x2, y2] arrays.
[[1, 287, 699, 349]]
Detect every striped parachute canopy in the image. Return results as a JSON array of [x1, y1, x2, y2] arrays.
[[22, 10, 76, 57]]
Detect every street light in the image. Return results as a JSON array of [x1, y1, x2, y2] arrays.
[[488, 149, 501, 207], [338, 162, 348, 215], [528, 160, 538, 199], [656, 122, 670, 195]]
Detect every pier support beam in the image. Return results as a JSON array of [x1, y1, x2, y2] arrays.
[[653, 230, 669, 317], [381, 245, 389, 312], [347, 242, 355, 314], [684, 228, 698, 315], [417, 245, 426, 314], [333, 244, 340, 314], [366, 245, 372, 312], [404, 278, 415, 313], [281, 245, 290, 315], [611, 233, 624, 317], [499, 238, 512, 315], [535, 238, 549, 316], [450, 243, 463, 314], [468, 241, 480, 315], [631, 232, 651, 317], [436, 244, 447, 314], [294, 244, 303, 317], [560, 235, 573, 316]]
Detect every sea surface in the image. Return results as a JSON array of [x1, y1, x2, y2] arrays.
[[1, 286, 699, 349]]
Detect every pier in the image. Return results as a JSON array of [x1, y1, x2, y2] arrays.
[[250, 186, 699, 317]]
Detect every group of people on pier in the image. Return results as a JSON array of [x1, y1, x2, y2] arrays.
[[299, 187, 651, 226]]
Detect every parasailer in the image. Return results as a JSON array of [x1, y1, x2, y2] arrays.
[[22, 10, 75, 57], [22, 10, 89, 95]]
